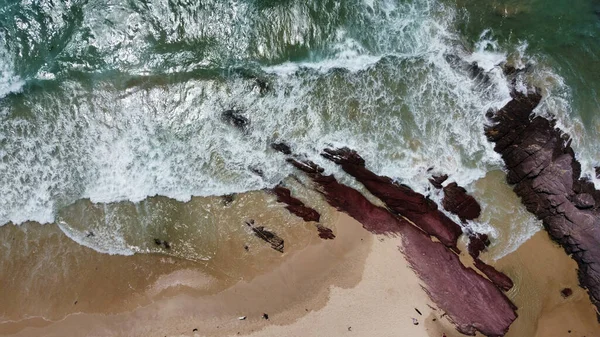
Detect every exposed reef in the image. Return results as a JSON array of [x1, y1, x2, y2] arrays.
[[485, 89, 600, 313]]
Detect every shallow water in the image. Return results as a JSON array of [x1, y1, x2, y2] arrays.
[[0, 0, 598, 260]]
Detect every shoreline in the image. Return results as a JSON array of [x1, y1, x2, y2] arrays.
[[1, 199, 599, 336]]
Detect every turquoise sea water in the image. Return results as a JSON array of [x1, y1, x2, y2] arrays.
[[0, 0, 598, 258]]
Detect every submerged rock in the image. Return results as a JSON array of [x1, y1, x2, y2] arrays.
[[271, 185, 335, 240], [271, 142, 292, 155], [271, 186, 321, 222], [486, 89, 600, 312], [222, 109, 250, 131], [288, 157, 517, 336], [245, 220, 284, 253]]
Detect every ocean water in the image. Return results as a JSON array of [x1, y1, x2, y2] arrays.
[[0, 0, 598, 259]]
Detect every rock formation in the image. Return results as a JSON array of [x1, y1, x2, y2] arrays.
[[320, 148, 463, 251], [287, 158, 517, 336], [442, 182, 482, 222], [485, 89, 600, 313]]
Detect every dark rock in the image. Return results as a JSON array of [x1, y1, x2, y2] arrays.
[[561, 288, 573, 298], [271, 186, 321, 222], [288, 158, 517, 336], [254, 78, 271, 95], [573, 193, 595, 209], [222, 109, 250, 131], [444, 54, 491, 86], [442, 182, 482, 222], [429, 174, 448, 189], [222, 194, 235, 206], [316, 224, 336, 240], [320, 148, 463, 251], [468, 233, 491, 259], [245, 220, 284, 253], [271, 142, 292, 155], [486, 89, 600, 313], [271, 185, 333, 240], [249, 166, 264, 177]]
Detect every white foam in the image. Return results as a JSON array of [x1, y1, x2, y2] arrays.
[[0, 0, 558, 258]]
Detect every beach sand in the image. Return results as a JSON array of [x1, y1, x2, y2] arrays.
[[1, 204, 600, 337]]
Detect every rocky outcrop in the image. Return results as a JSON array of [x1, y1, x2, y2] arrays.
[[485, 89, 600, 312], [442, 182, 482, 222], [320, 148, 463, 251], [288, 158, 517, 336]]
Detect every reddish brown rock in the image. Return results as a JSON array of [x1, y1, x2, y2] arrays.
[[316, 224, 336, 240], [486, 89, 600, 312], [442, 182, 482, 222], [474, 258, 514, 292], [429, 174, 448, 189], [468, 233, 491, 259], [561, 288, 573, 298], [271, 185, 335, 240], [271, 185, 320, 222], [288, 158, 517, 336], [320, 148, 463, 251]]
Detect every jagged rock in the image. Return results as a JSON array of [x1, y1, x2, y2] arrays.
[[486, 89, 600, 312], [468, 233, 491, 259], [288, 158, 517, 336], [442, 182, 482, 222], [573, 193, 595, 209], [429, 174, 448, 189], [222, 109, 250, 131], [271, 142, 292, 155], [320, 148, 463, 251], [245, 220, 284, 253]]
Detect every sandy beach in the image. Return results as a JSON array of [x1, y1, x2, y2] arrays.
[[1, 202, 598, 337]]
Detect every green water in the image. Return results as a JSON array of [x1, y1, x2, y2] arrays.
[[456, 0, 600, 125]]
